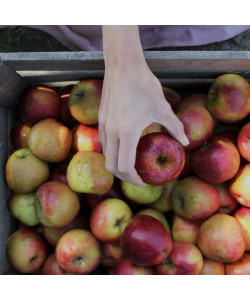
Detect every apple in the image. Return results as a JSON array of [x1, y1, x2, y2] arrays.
[[42, 212, 87, 247], [237, 122, 250, 162], [114, 258, 155, 275], [229, 164, 250, 207], [155, 241, 203, 275], [175, 93, 207, 113], [21, 85, 60, 125], [200, 258, 225, 275], [179, 150, 194, 178], [162, 86, 182, 111], [35, 181, 80, 228], [8, 120, 31, 151], [120, 215, 172, 266], [171, 214, 200, 244], [28, 118, 72, 163], [121, 181, 163, 205], [71, 123, 102, 153], [135, 132, 185, 186], [49, 162, 69, 185], [233, 207, 250, 250], [215, 130, 238, 146], [69, 79, 103, 125], [5, 148, 50, 193], [8, 193, 39, 227], [100, 243, 123, 267], [42, 253, 68, 275], [225, 252, 250, 275], [197, 214, 246, 262], [214, 183, 238, 214], [207, 73, 250, 123], [191, 136, 241, 183], [67, 151, 114, 194], [170, 176, 220, 221], [90, 198, 133, 244], [55, 229, 102, 275], [6, 228, 47, 274], [141, 122, 163, 137]]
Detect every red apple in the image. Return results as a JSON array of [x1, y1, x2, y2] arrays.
[[100, 243, 123, 267], [175, 93, 207, 113], [234, 207, 250, 250], [42, 253, 68, 275], [179, 150, 194, 178], [191, 136, 241, 183], [55, 229, 102, 275], [8, 120, 31, 151], [114, 258, 155, 275], [120, 215, 172, 266], [237, 122, 250, 162], [214, 183, 238, 214], [162, 87, 182, 111], [135, 132, 185, 186], [225, 252, 250, 275], [200, 258, 225, 275], [49, 162, 69, 185], [21, 85, 60, 125]]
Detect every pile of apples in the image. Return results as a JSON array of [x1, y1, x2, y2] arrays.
[[4, 73, 250, 275]]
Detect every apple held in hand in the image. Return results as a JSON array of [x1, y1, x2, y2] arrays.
[[56, 229, 102, 275], [135, 132, 185, 186], [42, 253, 68, 275], [233, 207, 250, 250], [121, 215, 172, 266], [114, 258, 155, 275], [8, 120, 31, 151], [200, 258, 225, 275], [6, 229, 47, 274], [225, 252, 250, 275], [237, 122, 250, 162]]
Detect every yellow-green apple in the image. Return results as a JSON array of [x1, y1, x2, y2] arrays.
[[58, 84, 78, 127], [121, 181, 163, 205], [35, 181, 80, 228], [200, 258, 225, 275], [229, 164, 250, 207], [49, 162, 69, 185], [135, 132, 185, 186], [71, 123, 102, 153], [6, 229, 47, 274], [225, 252, 250, 275], [237, 122, 250, 162], [5, 148, 50, 193], [197, 214, 246, 262], [67, 151, 114, 194], [136, 208, 170, 234], [171, 214, 200, 244], [175, 93, 207, 113], [191, 136, 241, 183], [176, 105, 214, 151], [214, 183, 238, 214], [28, 118, 72, 163], [155, 241, 203, 275], [207, 73, 250, 123], [149, 178, 179, 212], [8, 120, 31, 151], [21, 85, 60, 125], [234, 207, 250, 250], [42, 253, 68, 275], [42, 212, 87, 247], [179, 150, 194, 178], [90, 198, 133, 244], [69, 79, 103, 125], [55, 229, 102, 275], [170, 176, 220, 221], [120, 215, 172, 266], [100, 243, 123, 267], [8, 193, 39, 227], [141, 122, 163, 137], [113, 258, 155, 275], [162, 86, 182, 111]]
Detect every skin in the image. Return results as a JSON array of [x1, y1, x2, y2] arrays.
[[99, 25, 189, 187]]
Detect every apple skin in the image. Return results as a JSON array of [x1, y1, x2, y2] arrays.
[[71, 123, 102, 153], [162, 87, 182, 111], [171, 214, 200, 244], [197, 214, 246, 262], [42, 253, 68, 275], [8, 120, 31, 151], [90, 198, 133, 244], [42, 212, 87, 247], [237, 122, 250, 162], [229, 164, 250, 207], [6, 229, 47, 274], [175, 93, 207, 113], [191, 136, 241, 183], [35, 181, 80, 228], [135, 132, 185, 186], [120, 215, 172, 266], [207, 73, 250, 123], [176, 105, 214, 151], [179, 150, 194, 178], [225, 252, 250, 275], [21, 85, 61, 126], [5, 148, 50, 194], [233, 207, 250, 250], [100, 243, 123, 267], [49, 162, 69, 185], [69, 79, 103, 125], [170, 176, 220, 221], [155, 241, 203, 275], [55, 229, 102, 275], [114, 258, 155, 275], [67, 151, 114, 194], [200, 258, 225, 275], [214, 183, 238, 214]]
